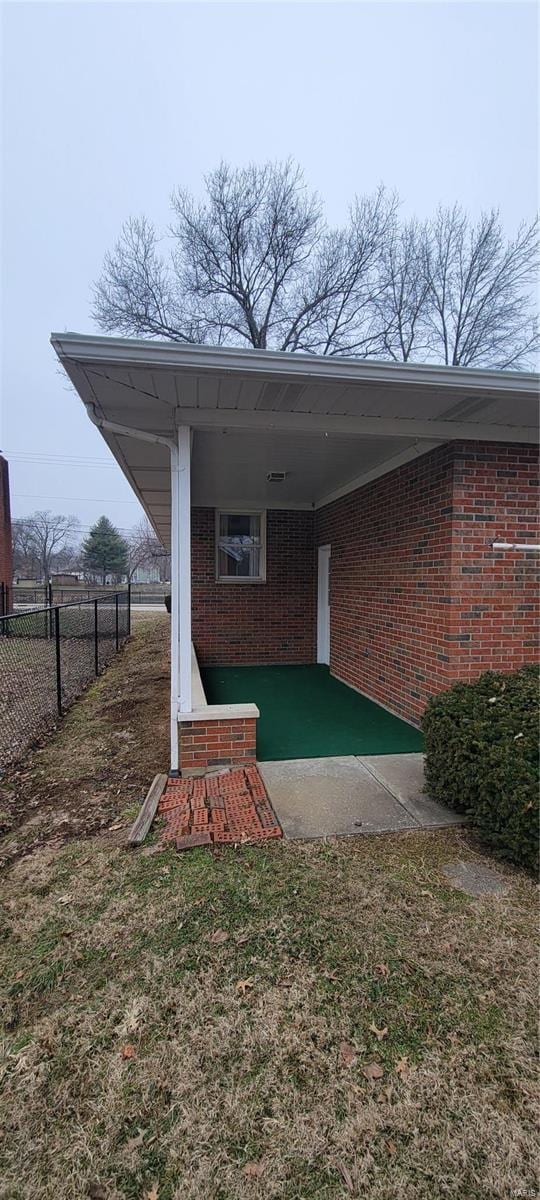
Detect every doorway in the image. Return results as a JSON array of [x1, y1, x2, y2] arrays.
[[317, 544, 331, 665]]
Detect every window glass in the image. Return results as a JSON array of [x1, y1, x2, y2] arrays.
[[218, 513, 262, 579]]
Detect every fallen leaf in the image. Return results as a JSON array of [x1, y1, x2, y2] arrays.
[[374, 962, 389, 978], [362, 1062, 384, 1082], [125, 1128, 146, 1152], [376, 1082, 395, 1104], [368, 1022, 388, 1041], [145, 1185, 159, 1200], [87, 1185, 107, 1200], [395, 1055, 409, 1078], [236, 977, 255, 995], [386, 1139, 397, 1156], [120, 1043, 137, 1060], [209, 928, 229, 945], [109, 822, 123, 831], [336, 1161, 355, 1193], [243, 1161, 264, 1179], [339, 1041, 357, 1068]]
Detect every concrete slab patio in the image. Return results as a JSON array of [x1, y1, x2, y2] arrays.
[[259, 752, 463, 839]]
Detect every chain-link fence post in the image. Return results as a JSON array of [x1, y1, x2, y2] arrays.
[[54, 606, 62, 716], [115, 593, 119, 650], [94, 599, 99, 675], [127, 583, 132, 636]]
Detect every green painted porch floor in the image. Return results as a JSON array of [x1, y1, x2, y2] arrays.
[[201, 664, 423, 761]]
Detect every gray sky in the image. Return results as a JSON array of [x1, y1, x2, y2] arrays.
[[1, 0, 538, 534]]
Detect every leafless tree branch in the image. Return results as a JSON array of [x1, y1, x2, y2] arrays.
[[93, 162, 539, 369]]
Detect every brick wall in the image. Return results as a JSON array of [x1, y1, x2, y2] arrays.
[[0, 456, 13, 613], [192, 507, 316, 665], [315, 444, 456, 724], [179, 716, 257, 772], [447, 443, 540, 682], [315, 442, 539, 725]]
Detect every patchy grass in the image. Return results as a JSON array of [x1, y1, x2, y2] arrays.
[[0, 615, 537, 1199]]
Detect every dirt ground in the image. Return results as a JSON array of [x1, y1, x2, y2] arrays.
[[0, 614, 169, 869], [0, 614, 537, 1200]]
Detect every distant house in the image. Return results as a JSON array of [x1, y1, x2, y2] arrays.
[[51, 572, 83, 586], [0, 454, 13, 615], [130, 566, 162, 585], [53, 334, 540, 776]]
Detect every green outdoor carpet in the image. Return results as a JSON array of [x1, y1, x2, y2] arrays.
[[201, 664, 423, 762]]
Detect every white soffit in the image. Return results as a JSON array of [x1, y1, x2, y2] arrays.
[[51, 333, 540, 547]]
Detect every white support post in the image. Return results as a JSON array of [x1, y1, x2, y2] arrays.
[[169, 441, 180, 774], [169, 425, 192, 774], [177, 425, 192, 715]]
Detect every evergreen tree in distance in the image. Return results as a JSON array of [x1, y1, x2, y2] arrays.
[[82, 516, 128, 584]]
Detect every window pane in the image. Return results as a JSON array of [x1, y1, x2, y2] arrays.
[[218, 513, 261, 578]]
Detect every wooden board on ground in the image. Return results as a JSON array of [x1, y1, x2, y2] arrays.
[[128, 773, 168, 845]]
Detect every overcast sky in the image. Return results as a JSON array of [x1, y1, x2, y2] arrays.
[[1, 0, 538, 534]]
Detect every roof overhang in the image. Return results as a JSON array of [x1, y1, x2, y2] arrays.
[[51, 332, 540, 548]]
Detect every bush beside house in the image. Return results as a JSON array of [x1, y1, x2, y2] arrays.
[[423, 666, 539, 872]]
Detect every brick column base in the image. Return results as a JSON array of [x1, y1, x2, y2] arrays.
[[180, 717, 257, 774]]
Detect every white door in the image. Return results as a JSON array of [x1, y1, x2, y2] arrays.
[[317, 544, 331, 664]]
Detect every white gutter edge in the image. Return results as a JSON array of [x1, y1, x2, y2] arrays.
[[51, 333, 540, 395]]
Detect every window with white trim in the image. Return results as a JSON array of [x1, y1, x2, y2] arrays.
[[216, 511, 266, 581]]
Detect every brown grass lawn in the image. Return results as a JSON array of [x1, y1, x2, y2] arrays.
[[0, 616, 538, 1200]]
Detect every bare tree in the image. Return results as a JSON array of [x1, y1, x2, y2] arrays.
[[94, 161, 396, 358], [374, 218, 431, 362], [423, 206, 539, 368], [12, 520, 39, 579], [127, 519, 168, 581], [93, 160, 538, 369], [12, 512, 80, 581]]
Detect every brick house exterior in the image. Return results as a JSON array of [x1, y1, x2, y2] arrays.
[[53, 332, 540, 771], [0, 455, 13, 614], [192, 441, 539, 727]]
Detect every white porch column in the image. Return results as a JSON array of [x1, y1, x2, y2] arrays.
[[177, 425, 192, 714], [169, 425, 192, 773]]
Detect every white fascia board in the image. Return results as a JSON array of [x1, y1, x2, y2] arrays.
[[50, 332, 540, 397]]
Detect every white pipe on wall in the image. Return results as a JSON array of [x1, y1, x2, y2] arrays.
[[492, 542, 540, 551]]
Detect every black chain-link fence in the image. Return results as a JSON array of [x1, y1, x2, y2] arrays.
[[12, 584, 167, 607], [0, 592, 130, 771]]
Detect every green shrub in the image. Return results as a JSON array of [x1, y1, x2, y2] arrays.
[[422, 665, 539, 872]]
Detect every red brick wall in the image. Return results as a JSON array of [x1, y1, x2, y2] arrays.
[[447, 443, 540, 682], [180, 717, 257, 772], [316, 445, 456, 724], [191, 507, 316, 665], [0, 456, 13, 613], [316, 442, 539, 725]]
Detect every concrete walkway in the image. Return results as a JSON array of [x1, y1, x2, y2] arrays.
[[259, 752, 462, 839]]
